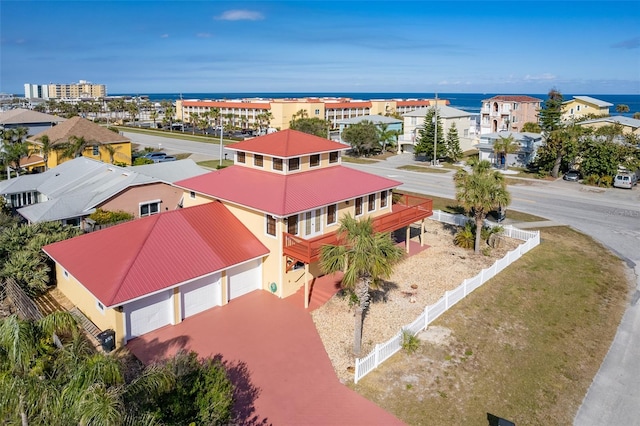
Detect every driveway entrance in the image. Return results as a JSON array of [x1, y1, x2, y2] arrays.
[[127, 290, 403, 425]]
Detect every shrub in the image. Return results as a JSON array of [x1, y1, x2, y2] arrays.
[[454, 222, 475, 249], [401, 330, 420, 354], [584, 174, 599, 186], [88, 208, 133, 225], [599, 175, 613, 187]]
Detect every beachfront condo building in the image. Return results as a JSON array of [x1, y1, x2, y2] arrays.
[[480, 95, 542, 134], [24, 80, 107, 100], [176, 97, 438, 131]]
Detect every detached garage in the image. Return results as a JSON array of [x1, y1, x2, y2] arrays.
[[43, 202, 269, 349]]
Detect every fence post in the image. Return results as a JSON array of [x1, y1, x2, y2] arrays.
[[425, 305, 430, 327], [445, 291, 449, 309], [354, 359, 360, 384], [463, 278, 468, 296], [374, 343, 380, 367]]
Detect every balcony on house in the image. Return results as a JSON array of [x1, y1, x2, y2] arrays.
[[283, 194, 433, 264]]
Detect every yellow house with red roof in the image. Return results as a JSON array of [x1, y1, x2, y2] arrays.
[[44, 129, 432, 349]]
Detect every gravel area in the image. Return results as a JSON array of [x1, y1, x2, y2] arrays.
[[311, 220, 521, 383]]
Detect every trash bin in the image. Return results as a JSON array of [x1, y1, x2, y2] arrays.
[[97, 329, 116, 353]]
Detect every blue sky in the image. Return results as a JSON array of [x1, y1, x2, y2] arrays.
[[1, 1, 639, 95]]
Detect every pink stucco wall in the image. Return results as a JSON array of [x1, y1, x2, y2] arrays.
[[99, 183, 185, 218]]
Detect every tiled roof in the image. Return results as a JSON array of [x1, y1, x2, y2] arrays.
[[43, 202, 269, 307], [396, 100, 448, 107], [182, 100, 271, 110], [325, 101, 373, 109], [227, 129, 348, 158], [482, 95, 543, 103], [176, 165, 401, 216], [0, 108, 66, 125], [28, 116, 130, 146]]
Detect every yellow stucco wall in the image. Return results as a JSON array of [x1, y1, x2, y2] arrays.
[[54, 264, 125, 347], [42, 142, 132, 168], [579, 121, 640, 136]]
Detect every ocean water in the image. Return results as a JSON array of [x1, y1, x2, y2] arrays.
[[113, 92, 640, 117]]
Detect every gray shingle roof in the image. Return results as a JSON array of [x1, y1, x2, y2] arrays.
[[0, 108, 66, 125], [27, 116, 130, 146], [403, 105, 472, 119], [578, 115, 640, 128], [336, 114, 402, 125], [126, 159, 209, 183], [570, 96, 613, 108]]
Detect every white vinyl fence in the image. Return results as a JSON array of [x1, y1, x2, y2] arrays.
[[353, 212, 540, 383]]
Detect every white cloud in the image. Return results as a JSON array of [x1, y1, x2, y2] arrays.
[[160, 34, 169, 38], [524, 73, 556, 81], [197, 33, 212, 38], [216, 10, 264, 21]]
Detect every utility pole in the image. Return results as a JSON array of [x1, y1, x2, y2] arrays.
[[433, 92, 438, 166]]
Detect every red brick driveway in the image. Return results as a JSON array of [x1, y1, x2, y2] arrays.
[[127, 290, 404, 425]]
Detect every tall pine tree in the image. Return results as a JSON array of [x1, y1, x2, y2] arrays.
[[445, 122, 463, 162], [414, 107, 446, 161], [537, 89, 567, 178]]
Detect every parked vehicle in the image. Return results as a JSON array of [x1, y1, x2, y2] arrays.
[[563, 170, 581, 182], [143, 152, 167, 163], [158, 156, 176, 162], [613, 173, 638, 189]]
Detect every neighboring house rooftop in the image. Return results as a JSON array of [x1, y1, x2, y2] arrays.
[[567, 96, 613, 108], [127, 159, 209, 183], [0, 157, 206, 223], [43, 201, 269, 307], [578, 115, 640, 128], [0, 108, 66, 126], [336, 114, 402, 125], [227, 129, 348, 158], [403, 105, 472, 119], [482, 95, 543, 103], [480, 131, 542, 142], [176, 165, 401, 217], [28, 116, 130, 146]]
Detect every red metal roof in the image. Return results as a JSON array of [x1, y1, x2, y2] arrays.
[[176, 165, 401, 217], [325, 101, 373, 109], [182, 101, 271, 110], [43, 202, 268, 307], [482, 95, 543, 103], [227, 129, 348, 158]]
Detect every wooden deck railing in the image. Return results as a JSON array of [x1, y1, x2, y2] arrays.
[[283, 194, 433, 264]]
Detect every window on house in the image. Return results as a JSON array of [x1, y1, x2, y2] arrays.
[[190, 191, 196, 199], [92, 145, 99, 156], [355, 197, 363, 216], [464, 129, 469, 137], [327, 204, 337, 225], [380, 190, 388, 208], [96, 300, 105, 313], [140, 200, 160, 217], [289, 157, 300, 171], [63, 270, 69, 279], [273, 157, 283, 171], [266, 215, 276, 236], [254, 154, 264, 167], [368, 194, 376, 212], [315, 109, 320, 115], [310, 154, 320, 167], [237, 152, 246, 163], [286, 214, 299, 235], [329, 152, 338, 163]]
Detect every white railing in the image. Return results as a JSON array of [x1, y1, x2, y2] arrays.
[[353, 213, 540, 383]]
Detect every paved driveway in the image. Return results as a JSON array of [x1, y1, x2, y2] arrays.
[[127, 290, 403, 425]]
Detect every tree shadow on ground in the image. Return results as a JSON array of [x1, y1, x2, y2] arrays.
[[213, 355, 270, 426], [369, 280, 400, 304]]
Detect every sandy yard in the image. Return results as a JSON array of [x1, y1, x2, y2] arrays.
[[311, 219, 521, 383]]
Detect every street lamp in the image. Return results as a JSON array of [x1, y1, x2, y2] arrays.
[[219, 118, 223, 168], [433, 92, 438, 166]]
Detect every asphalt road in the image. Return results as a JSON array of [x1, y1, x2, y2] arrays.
[[124, 133, 640, 424]]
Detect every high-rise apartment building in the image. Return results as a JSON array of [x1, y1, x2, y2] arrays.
[[23, 80, 106, 100]]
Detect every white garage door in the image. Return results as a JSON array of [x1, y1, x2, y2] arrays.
[[181, 273, 222, 319], [227, 259, 262, 300], [125, 290, 173, 340]]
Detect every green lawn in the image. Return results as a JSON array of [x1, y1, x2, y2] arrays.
[[196, 159, 234, 169], [115, 126, 236, 145], [352, 227, 629, 425], [397, 165, 451, 174]]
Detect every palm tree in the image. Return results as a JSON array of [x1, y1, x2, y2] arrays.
[[320, 215, 404, 356], [454, 159, 511, 254], [34, 135, 54, 170], [0, 312, 78, 426], [377, 123, 401, 153], [492, 134, 520, 170], [59, 135, 93, 160]]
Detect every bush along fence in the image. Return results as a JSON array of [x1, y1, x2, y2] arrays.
[[353, 211, 541, 384]]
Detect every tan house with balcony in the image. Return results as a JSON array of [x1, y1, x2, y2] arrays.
[[480, 95, 542, 134], [43, 129, 432, 349]]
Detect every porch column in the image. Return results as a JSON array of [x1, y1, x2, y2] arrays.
[[304, 263, 310, 309], [405, 226, 411, 254], [421, 219, 425, 247]]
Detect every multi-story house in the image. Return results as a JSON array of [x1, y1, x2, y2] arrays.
[[400, 104, 477, 154], [562, 96, 613, 121], [480, 95, 542, 134], [43, 129, 433, 348]]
